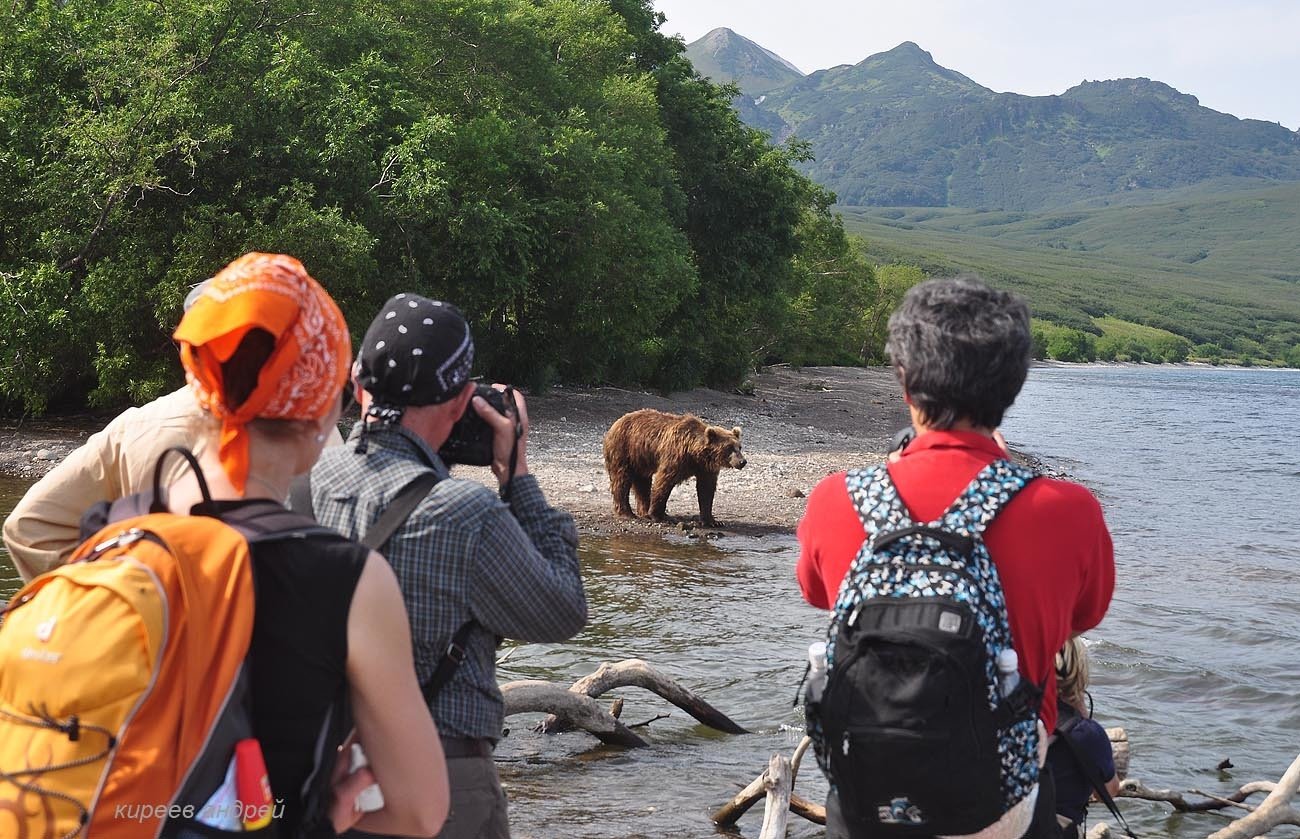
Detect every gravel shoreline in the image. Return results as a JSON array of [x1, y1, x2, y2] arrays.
[[0, 365, 1062, 540]]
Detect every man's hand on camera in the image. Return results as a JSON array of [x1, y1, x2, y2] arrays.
[[473, 384, 530, 487]]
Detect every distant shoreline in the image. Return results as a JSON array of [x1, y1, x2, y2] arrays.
[[1033, 359, 1297, 372]]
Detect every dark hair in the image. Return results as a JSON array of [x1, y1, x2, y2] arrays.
[[219, 327, 307, 440], [222, 328, 277, 409], [885, 276, 1031, 430]]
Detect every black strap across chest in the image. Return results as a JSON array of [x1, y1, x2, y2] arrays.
[[289, 465, 478, 706]]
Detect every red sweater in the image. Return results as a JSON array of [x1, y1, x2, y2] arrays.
[[795, 430, 1114, 731]]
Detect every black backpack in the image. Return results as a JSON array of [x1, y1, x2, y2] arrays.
[[806, 460, 1043, 836]]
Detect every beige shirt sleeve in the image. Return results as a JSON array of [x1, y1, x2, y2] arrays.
[[3, 388, 201, 581]]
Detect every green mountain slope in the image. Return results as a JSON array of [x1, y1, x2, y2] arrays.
[[683, 27, 804, 97], [750, 42, 1300, 211], [838, 184, 1300, 358]]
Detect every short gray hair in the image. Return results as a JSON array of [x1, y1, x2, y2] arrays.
[[885, 276, 1031, 430]]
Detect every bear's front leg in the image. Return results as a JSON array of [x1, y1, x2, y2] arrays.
[[696, 472, 719, 526]]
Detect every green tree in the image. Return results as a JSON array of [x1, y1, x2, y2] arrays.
[[861, 264, 927, 364], [775, 195, 877, 366], [1030, 326, 1049, 360], [1194, 343, 1225, 364], [1046, 328, 1097, 362], [2, 0, 851, 412]]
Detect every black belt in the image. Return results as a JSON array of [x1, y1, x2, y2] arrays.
[[441, 736, 494, 759]]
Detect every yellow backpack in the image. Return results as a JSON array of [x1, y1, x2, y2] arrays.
[[0, 449, 278, 838]]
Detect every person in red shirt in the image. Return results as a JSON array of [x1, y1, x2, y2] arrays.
[[796, 276, 1114, 839]]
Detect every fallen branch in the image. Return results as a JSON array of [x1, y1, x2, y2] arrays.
[[1118, 779, 1272, 813], [1106, 727, 1129, 780], [537, 660, 747, 735], [712, 737, 820, 829], [791, 793, 826, 825], [1207, 752, 1300, 839], [758, 754, 792, 839], [789, 735, 812, 787], [712, 770, 770, 826], [1087, 751, 1300, 839], [500, 680, 647, 748], [629, 713, 670, 729]]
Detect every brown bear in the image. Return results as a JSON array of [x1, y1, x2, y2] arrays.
[[603, 408, 746, 526]]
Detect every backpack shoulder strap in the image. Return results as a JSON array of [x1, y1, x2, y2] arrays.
[[844, 465, 915, 542], [352, 469, 474, 704], [937, 458, 1038, 539], [218, 501, 338, 544], [362, 471, 440, 552], [1054, 710, 1138, 839], [421, 619, 480, 705]]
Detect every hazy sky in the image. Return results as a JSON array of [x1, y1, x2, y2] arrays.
[[652, 0, 1300, 130]]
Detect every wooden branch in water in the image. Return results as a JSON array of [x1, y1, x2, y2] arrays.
[[713, 737, 821, 829], [789, 735, 812, 787], [758, 754, 792, 839], [500, 680, 647, 748], [1088, 751, 1300, 839], [1106, 727, 1129, 780], [791, 793, 826, 825], [1206, 752, 1300, 839], [629, 713, 670, 729], [711, 771, 769, 826], [1118, 779, 1271, 813], [537, 659, 748, 735]]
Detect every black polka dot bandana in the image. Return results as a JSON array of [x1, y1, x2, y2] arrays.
[[357, 293, 474, 411]]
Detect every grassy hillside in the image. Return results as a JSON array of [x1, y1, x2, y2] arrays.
[[839, 185, 1300, 361], [850, 182, 1300, 284]]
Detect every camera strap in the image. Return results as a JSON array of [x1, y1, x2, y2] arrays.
[[500, 385, 523, 504]]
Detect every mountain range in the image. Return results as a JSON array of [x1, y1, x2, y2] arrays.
[[684, 32, 1300, 212]]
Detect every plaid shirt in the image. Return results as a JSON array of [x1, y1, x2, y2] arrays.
[[310, 423, 585, 741]]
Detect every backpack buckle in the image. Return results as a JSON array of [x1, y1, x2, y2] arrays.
[[90, 528, 145, 557]]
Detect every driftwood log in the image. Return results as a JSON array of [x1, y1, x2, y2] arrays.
[[500, 680, 647, 747], [500, 659, 746, 748], [1099, 751, 1300, 839], [713, 736, 826, 829], [716, 731, 1300, 839], [535, 659, 748, 735]]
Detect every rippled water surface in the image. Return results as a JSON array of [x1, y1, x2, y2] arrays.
[[2, 366, 1297, 838]]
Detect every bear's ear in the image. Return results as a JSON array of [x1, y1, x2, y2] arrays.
[[732, 426, 742, 441], [706, 426, 721, 442]]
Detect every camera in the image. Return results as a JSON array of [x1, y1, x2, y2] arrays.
[[439, 383, 513, 466]]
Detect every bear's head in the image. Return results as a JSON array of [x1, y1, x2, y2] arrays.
[[704, 425, 746, 471]]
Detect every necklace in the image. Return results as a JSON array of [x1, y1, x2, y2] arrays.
[[245, 473, 290, 501]]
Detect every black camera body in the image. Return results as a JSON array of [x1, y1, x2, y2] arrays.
[[439, 383, 511, 466]]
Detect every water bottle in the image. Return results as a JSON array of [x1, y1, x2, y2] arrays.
[[806, 641, 829, 704], [996, 648, 1020, 698], [349, 743, 386, 813]]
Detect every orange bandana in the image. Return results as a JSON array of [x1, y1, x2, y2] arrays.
[[173, 252, 351, 493]]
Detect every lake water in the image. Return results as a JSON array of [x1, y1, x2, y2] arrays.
[[2, 366, 1297, 838]]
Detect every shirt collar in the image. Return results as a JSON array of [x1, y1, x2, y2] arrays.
[[903, 429, 1007, 459], [345, 421, 451, 479]]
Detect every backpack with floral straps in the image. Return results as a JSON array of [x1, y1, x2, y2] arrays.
[[805, 459, 1045, 838]]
